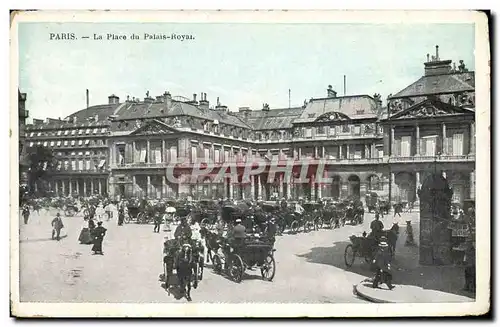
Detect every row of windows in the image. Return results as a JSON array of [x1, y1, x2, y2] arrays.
[[28, 127, 108, 138], [55, 150, 106, 157], [55, 159, 107, 172], [298, 124, 382, 138], [29, 139, 106, 148]]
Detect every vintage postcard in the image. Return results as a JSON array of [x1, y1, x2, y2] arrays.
[[10, 10, 490, 317]]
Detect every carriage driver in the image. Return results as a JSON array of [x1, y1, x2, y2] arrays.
[[174, 216, 193, 246], [369, 213, 384, 241]]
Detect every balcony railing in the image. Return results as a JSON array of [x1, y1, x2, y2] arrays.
[[388, 154, 475, 163]]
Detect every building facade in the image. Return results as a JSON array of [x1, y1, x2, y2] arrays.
[[23, 47, 475, 204]]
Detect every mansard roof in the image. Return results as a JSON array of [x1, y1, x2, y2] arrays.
[[390, 71, 475, 99], [234, 107, 305, 130], [294, 95, 379, 123]]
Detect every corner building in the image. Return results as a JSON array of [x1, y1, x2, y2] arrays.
[[24, 47, 475, 204]]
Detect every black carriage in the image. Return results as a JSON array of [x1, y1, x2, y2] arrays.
[[344, 233, 379, 267], [344, 232, 394, 267], [343, 200, 364, 225], [212, 236, 276, 283], [162, 238, 205, 300], [196, 199, 220, 226], [378, 200, 391, 215]]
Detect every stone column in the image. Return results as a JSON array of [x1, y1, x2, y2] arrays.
[[391, 126, 395, 156], [162, 175, 167, 197], [364, 144, 369, 159], [415, 171, 420, 205], [469, 122, 475, 154], [132, 175, 136, 197], [69, 179, 72, 196], [317, 173, 322, 199], [83, 179, 87, 197], [250, 175, 255, 200], [360, 182, 367, 200], [321, 146, 325, 158], [62, 179, 66, 196], [99, 179, 103, 195], [371, 143, 376, 159], [339, 144, 343, 159], [389, 172, 396, 203], [310, 174, 316, 201], [256, 175, 261, 199], [470, 170, 475, 199], [441, 123, 447, 155], [286, 174, 292, 199], [132, 141, 136, 163], [90, 179, 94, 195], [146, 140, 151, 164], [346, 145, 350, 159], [161, 139, 166, 163], [415, 124, 420, 156], [223, 177, 228, 199], [229, 179, 234, 200], [298, 147, 302, 159], [147, 175, 151, 198], [314, 146, 318, 158]]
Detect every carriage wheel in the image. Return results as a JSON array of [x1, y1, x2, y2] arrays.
[[314, 218, 323, 230], [290, 221, 299, 234], [329, 217, 337, 229], [344, 244, 355, 267], [229, 254, 244, 283], [200, 218, 209, 227], [260, 254, 276, 281], [212, 254, 222, 274], [124, 214, 131, 224]]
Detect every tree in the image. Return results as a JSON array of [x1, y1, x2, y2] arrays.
[[25, 145, 57, 195]]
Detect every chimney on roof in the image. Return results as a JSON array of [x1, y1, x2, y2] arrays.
[[144, 91, 154, 103], [424, 45, 452, 76], [327, 85, 337, 98], [262, 103, 270, 111], [199, 92, 209, 110], [33, 118, 43, 125], [164, 91, 172, 110], [108, 94, 120, 104], [193, 93, 197, 103], [86, 89, 89, 108]]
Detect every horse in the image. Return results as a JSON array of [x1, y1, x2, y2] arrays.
[[382, 222, 400, 257], [176, 243, 194, 301]]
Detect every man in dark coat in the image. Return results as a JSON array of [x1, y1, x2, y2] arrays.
[[91, 221, 107, 255], [174, 217, 192, 243], [22, 205, 30, 225], [51, 213, 64, 241], [153, 212, 162, 233], [372, 236, 394, 290], [118, 205, 125, 226], [370, 214, 384, 240], [463, 238, 476, 292]]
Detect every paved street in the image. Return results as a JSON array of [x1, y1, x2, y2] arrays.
[[19, 209, 471, 303]]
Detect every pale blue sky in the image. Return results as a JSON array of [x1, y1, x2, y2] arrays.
[[18, 23, 474, 121]]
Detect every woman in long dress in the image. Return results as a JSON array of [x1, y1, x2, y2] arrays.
[[78, 218, 93, 244]]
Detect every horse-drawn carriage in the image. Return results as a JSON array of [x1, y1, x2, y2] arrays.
[[195, 199, 220, 227], [342, 199, 364, 225], [162, 237, 204, 301], [63, 198, 80, 217], [211, 235, 276, 283], [344, 223, 399, 267]]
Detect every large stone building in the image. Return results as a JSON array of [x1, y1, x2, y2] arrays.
[[22, 46, 475, 204]]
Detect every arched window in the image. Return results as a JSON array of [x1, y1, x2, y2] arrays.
[[368, 175, 381, 191]]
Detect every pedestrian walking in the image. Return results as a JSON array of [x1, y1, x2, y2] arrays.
[[118, 205, 125, 226], [372, 236, 394, 290], [51, 213, 64, 241], [22, 204, 30, 225], [153, 213, 162, 233], [91, 221, 107, 255], [463, 236, 476, 293]]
